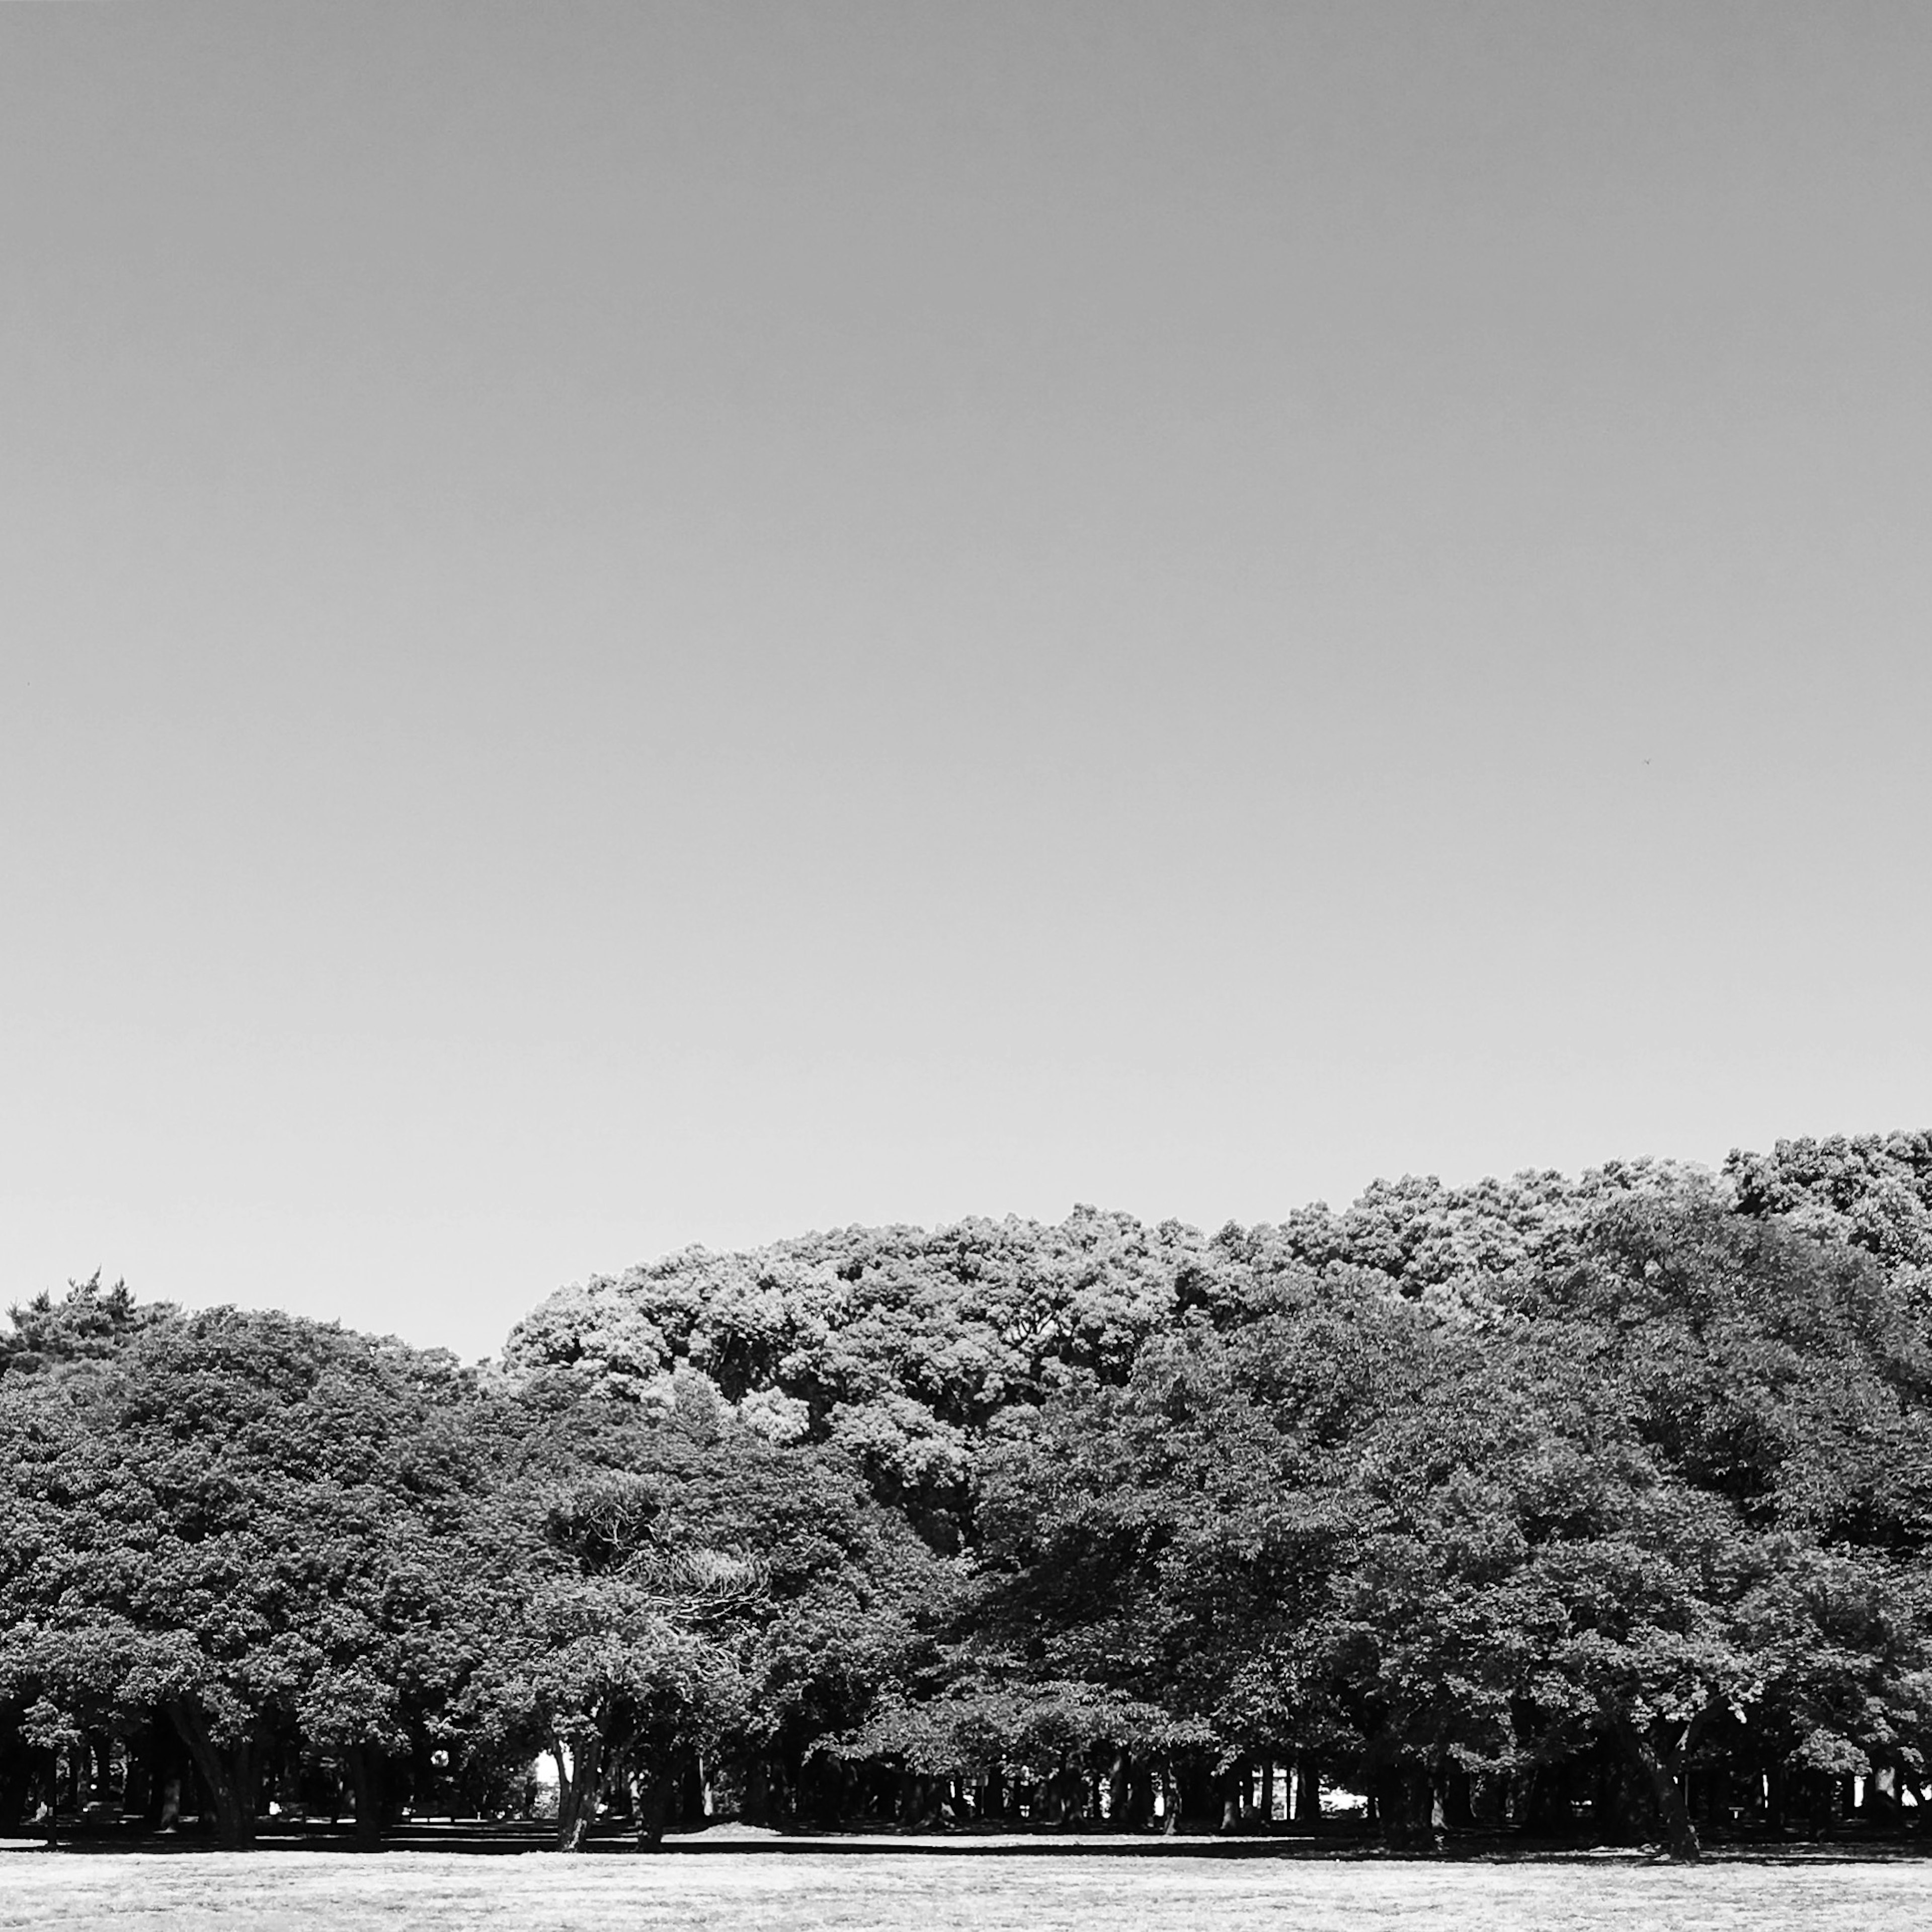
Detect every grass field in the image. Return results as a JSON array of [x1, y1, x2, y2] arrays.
[[4, 1849, 1932, 1931]]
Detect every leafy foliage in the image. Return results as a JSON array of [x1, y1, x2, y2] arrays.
[[9, 1136, 1932, 1854]]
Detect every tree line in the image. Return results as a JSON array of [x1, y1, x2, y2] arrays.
[[5, 1132, 1932, 1859]]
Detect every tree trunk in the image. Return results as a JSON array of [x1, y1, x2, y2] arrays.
[[1439, 1759, 1476, 1830], [0, 1729, 31, 1832], [1370, 1763, 1438, 1852], [741, 1755, 766, 1826], [165, 1703, 256, 1849], [1185, 1759, 1227, 1832], [1608, 1711, 1700, 1862], [554, 1734, 603, 1852], [1218, 1759, 1247, 1833], [123, 1728, 154, 1823], [1295, 1760, 1322, 1826], [1589, 1748, 1641, 1845], [343, 1744, 387, 1849], [634, 1755, 671, 1848], [38, 1747, 58, 1847]]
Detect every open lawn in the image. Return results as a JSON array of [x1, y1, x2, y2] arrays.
[[4, 1850, 1932, 1931]]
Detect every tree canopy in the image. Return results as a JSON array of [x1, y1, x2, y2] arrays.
[[8, 1133, 1932, 1856]]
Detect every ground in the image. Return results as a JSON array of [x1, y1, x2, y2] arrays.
[[4, 1848, 1932, 1931]]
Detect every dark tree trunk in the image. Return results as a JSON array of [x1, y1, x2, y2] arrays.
[[1375, 1763, 1438, 1852], [1514, 1761, 1577, 1836], [1218, 1760, 1247, 1833], [635, 1761, 670, 1848], [165, 1704, 257, 1849], [343, 1744, 388, 1850], [39, 1748, 59, 1847], [1589, 1753, 1617, 1844], [1175, 1760, 1219, 1833], [87, 1734, 113, 1810], [554, 1735, 604, 1852], [1609, 1712, 1700, 1862], [742, 1754, 771, 1827], [0, 1727, 32, 1832], [1294, 1761, 1322, 1826], [123, 1727, 154, 1823], [896, 1770, 929, 1826], [1439, 1760, 1476, 1831]]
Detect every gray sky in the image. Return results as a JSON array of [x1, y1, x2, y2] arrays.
[[4, 3, 1929, 1359]]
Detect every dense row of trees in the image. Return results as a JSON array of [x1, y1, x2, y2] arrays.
[[6, 1132, 1932, 1859]]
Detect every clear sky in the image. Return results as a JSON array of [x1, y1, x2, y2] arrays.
[[4, 3, 1928, 1360]]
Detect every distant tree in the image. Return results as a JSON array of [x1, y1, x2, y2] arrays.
[[500, 1209, 1215, 1549], [12, 1137, 1932, 1860], [1501, 1192, 1932, 1854], [964, 1271, 1422, 1831], [1727, 1131, 1932, 1327], [0, 1272, 171, 1378], [458, 1471, 753, 1852], [458, 1378, 934, 1847], [0, 1306, 488, 1846]]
